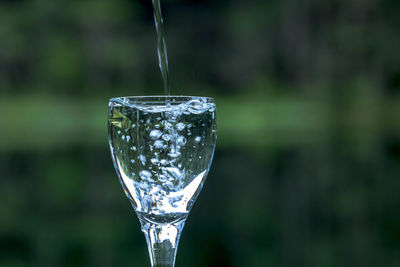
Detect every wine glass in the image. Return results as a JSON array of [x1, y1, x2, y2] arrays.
[[108, 96, 217, 267]]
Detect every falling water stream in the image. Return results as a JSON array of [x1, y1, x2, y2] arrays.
[[152, 0, 170, 96]]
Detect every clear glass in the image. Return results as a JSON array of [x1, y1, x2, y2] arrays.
[[108, 96, 217, 267]]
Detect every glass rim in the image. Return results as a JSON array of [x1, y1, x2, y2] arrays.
[[109, 95, 215, 104]]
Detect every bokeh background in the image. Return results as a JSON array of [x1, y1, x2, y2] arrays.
[[1, 0, 400, 266]]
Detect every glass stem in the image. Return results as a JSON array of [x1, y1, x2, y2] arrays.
[[140, 219, 186, 267]]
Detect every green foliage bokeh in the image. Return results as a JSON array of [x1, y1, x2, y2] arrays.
[[1, 0, 400, 266]]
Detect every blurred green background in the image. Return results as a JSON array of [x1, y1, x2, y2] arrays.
[[1, 0, 400, 266]]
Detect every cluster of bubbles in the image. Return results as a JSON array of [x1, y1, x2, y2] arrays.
[[138, 111, 192, 191], [111, 98, 215, 214], [121, 99, 212, 186]]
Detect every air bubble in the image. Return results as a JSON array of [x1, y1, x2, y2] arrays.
[[139, 155, 146, 165], [177, 136, 186, 146], [162, 167, 183, 180], [150, 130, 163, 140], [172, 109, 182, 117], [176, 122, 185, 131], [162, 134, 172, 141], [154, 140, 164, 149], [162, 120, 172, 128], [168, 151, 181, 158], [139, 170, 152, 180]]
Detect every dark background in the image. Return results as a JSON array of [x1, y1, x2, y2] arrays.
[[1, 0, 400, 266]]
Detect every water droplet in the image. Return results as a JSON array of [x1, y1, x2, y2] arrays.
[[195, 136, 202, 142], [176, 122, 185, 131], [150, 130, 163, 140]]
